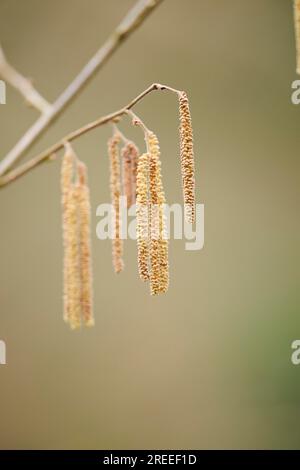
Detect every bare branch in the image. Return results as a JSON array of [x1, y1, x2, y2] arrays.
[[0, 83, 181, 188], [0, 0, 164, 177], [0, 45, 52, 114]]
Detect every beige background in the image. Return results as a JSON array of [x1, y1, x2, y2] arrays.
[[0, 0, 299, 449]]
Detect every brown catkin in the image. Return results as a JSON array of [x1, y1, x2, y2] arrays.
[[61, 143, 77, 325], [121, 141, 139, 207], [76, 161, 94, 327], [108, 132, 124, 273], [295, 0, 300, 74], [121, 142, 133, 208], [136, 153, 150, 281], [65, 185, 81, 329], [129, 142, 139, 204], [148, 132, 169, 295], [179, 91, 195, 223]]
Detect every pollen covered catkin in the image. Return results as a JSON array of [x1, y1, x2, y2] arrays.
[[179, 91, 195, 223], [61, 143, 77, 325], [136, 153, 150, 281], [129, 142, 139, 204], [108, 132, 124, 273], [121, 142, 133, 208], [295, 0, 300, 74], [76, 161, 94, 327], [121, 141, 139, 207], [65, 185, 81, 329], [148, 131, 169, 295]]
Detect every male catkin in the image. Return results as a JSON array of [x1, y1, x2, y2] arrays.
[[136, 153, 150, 281], [108, 132, 124, 273], [148, 131, 169, 295], [179, 91, 195, 223], [121, 142, 134, 208], [61, 143, 80, 327], [76, 161, 94, 327], [65, 185, 81, 329]]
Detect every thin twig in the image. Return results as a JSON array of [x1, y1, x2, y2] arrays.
[[0, 83, 181, 188], [0, 0, 164, 177], [0, 45, 52, 114]]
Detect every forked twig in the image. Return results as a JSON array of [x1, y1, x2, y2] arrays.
[[0, 83, 180, 188], [0, 0, 164, 177]]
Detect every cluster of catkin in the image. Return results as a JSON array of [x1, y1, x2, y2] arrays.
[[295, 0, 300, 75], [108, 132, 139, 273], [58, 88, 195, 328], [136, 131, 169, 295], [61, 143, 94, 329]]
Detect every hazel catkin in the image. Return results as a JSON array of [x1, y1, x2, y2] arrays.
[[136, 153, 150, 282], [108, 132, 124, 274], [179, 91, 195, 224], [147, 131, 169, 295], [76, 161, 94, 327]]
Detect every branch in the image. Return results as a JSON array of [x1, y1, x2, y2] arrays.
[[0, 45, 52, 114], [0, 83, 180, 188], [0, 0, 164, 177]]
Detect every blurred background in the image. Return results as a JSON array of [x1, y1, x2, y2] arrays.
[[0, 0, 299, 450]]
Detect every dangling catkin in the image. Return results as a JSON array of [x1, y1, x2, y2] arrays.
[[121, 141, 139, 207], [148, 131, 169, 295], [108, 132, 124, 273], [179, 91, 195, 223], [294, 0, 300, 74], [136, 153, 150, 281], [76, 161, 94, 327], [121, 143, 133, 208], [64, 185, 81, 329], [61, 143, 80, 327], [129, 142, 139, 204]]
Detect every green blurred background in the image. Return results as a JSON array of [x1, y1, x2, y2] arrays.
[[0, 0, 299, 449]]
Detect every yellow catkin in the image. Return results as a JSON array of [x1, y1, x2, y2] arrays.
[[61, 143, 75, 324], [121, 141, 139, 207], [295, 0, 300, 74], [148, 131, 169, 295], [76, 161, 94, 327], [108, 132, 124, 273], [65, 185, 81, 329], [179, 91, 195, 223], [136, 153, 150, 281], [130, 142, 139, 204], [121, 143, 133, 208]]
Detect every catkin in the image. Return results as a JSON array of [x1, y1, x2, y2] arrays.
[[121, 143, 133, 208], [179, 91, 195, 223], [136, 153, 150, 281], [61, 143, 77, 325], [295, 0, 300, 74], [148, 132, 169, 295], [108, 132, 124, 273], [121, 141, 139, 207], [76, 161, 94, 327], [129, 142, 139, 204], [65, 185, 81, 329]]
